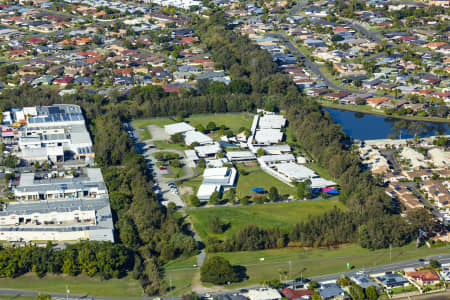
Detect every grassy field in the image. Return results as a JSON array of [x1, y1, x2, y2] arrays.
[[164, 256, 198, 296], [132, 118, 176, 141], [209, 243, 450, 288], [186, 113, 253, 133], [164, 268, 197, 297], [236, 166, 296, 198], [0, 297, 36, 300], [164, 167, 185, 178], [153, 140, 187, 151], [188, 200, 345, 240], [0, 274, 143, 298]]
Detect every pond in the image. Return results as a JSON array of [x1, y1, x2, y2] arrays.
[[324, 107, 450, 140]]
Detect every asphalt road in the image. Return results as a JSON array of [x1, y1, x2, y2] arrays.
[[310, 253, 450, 282], [344, 19, 382, 44], [128, 122, 206, 268], [288, 0, 307, 16]]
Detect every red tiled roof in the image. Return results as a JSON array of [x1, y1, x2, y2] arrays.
[[406, 270, 440, 282], [281, 288, 313, 299], [54, 77, 74, 84]]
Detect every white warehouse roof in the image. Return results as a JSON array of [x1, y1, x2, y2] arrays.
[[226, 151, 256, 161], [197, 184, 221, 201], [184, 130, 214, 145], [184, 150, 199, 161], [164, 122, 195, 135], [259, 154, 295, 163], [195, 143, 222, 157], [259, 115, 286, 129], [275, 162, 316, 181], [203, 167, 229, 178], [255, 129, 283, 145]]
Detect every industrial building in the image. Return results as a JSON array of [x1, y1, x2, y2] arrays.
[[13, 168, 107, 201], [0, 197, 114, 242], [197, 167, 237, 201], [0, 105, 114, 243], [2, 105, 94, 163]]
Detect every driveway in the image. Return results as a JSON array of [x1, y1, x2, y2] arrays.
[[143, 146, 197, 208]]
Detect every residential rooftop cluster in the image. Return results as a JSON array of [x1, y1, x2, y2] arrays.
[[233, 0, 449, 119], [0, 0, 231, 94], [357, 136, 450, 226], [0, 105, 114, 244]]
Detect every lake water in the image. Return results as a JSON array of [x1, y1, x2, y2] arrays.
[[325, 107, 450, 140]]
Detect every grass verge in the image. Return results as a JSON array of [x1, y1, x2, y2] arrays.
[[0, 274, 142, 298], [188, 200, 345, 240], [210, 243, 450, 289]]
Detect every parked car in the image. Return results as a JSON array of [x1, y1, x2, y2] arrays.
[[159, 166, 167, 170]]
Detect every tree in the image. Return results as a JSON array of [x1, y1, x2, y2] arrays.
[[331, 34, 344, 42], [209, 190, 220, 205], [355, 97, 365, 105], [190, 195, 200, 207], [197, 158, 206, 169], [256, 148, 265, 157], [312, 291, 322, 300], [200, 256, 240, 285], [365, 285, 378, 300], [170, 133, 183, 144], [296, 179, 311, 199], [349, 284, 365, 300], [268, 187, 279, 202], [308, 281, 319, 289], [206, 121, 217, 132], [337, 275, 351, 287], [429, 259, 440, 269], [195, 124, 206, 133], [209, 216, 224, 233]]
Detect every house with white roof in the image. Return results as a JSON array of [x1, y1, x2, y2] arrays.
[[196, 167, 237, 201], [194, 143, 222, 157], [275, 163, 317, 182], [184, 130, 214, 145], [164, 122, 195, 135]]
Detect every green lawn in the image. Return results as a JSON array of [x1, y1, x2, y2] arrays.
[[209, 243, 450, 289], [164, 256, 198, 296], [188, 200, 345, 240], [186, 113, 253, 133], [236, 166, 296, 198], [132, 118, 175, 141], [164, 167, 185, 179], [165, 268, 196, 297], [0, 274, 143, 298], [0, 297, 36, 300], [153, 140, 187, 151], [390, 285, 418, 295], [165, 256, 198, 270]]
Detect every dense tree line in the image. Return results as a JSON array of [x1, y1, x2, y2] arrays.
[[0, 242, 132, 279]]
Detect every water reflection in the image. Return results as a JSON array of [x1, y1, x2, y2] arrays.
[[325, 107, 450, 140]]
